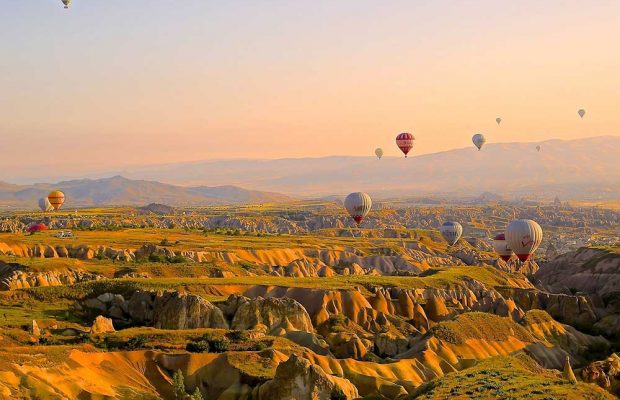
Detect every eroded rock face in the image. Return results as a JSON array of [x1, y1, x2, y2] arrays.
[[153, 292, 228, 330], [229, 296, 313, 334], [256, 354, 359, 400], [0, 263, 102, 291], [581, 354, 620, 394]]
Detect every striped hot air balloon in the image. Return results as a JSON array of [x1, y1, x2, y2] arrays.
[[395, 132, 414, 157], [493, 233, 514, 261], [47, 191, 65, 211], [506, 219, 543, 262], [344, 192, 372, 225], [440, 221, 463, 246]]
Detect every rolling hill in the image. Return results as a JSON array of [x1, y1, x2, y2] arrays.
[[0, 176, 293, 208]]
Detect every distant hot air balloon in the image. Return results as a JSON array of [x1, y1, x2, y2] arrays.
[[344, 192, 372, 225], [27, 223, 48, 233], [578, 109, 586, 119], [496, 117, 502, 126], [536, 145, 541, 152], [472, 133, 486, 151], [493, 233, 514, 261], [48, 191, 65, 211], [375, 148, 384, 160], [38, 198, 53, 212], [440, 221, 463, 246], [395, 133, 414, 158], [61, 0, 71, 8], [506, 219, 543, 262]]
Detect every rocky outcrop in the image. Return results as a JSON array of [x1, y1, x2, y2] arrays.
[[153, 292, 228, 330], [581, 354, 620, 394], [90, 316, 115, 334], [228, 295, 313, 334], [0, 263, 103, 290], [255, 354, 359, 400]]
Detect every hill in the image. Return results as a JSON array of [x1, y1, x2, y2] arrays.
[[106, 136, 619, 199], [0, 176, 293, 208]]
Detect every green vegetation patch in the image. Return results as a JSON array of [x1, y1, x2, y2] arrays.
[[428, 312, 535, 345]]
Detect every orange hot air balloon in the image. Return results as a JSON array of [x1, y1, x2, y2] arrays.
[[48, 191, 65, 210]]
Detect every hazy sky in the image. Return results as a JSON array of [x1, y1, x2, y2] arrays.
[[1, 0, 619, 181]]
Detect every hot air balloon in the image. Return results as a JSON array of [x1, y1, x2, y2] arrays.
[[578, 109, 586, 119], [344, 192, 372, 225], [27, 223, 48, 233], [440, 221, 463, 246], [375, 148, 384, 160], [395, 133, 414, 158], [472, 134, 486, 151], [536, 145, 541, 152], [38, 198, 53, 212], [48, 191, 65, 211], [505, 219, 543, 262], [61, 0, 71, 8], [493, 233, 514, 261], [496, 117, 502, 125]]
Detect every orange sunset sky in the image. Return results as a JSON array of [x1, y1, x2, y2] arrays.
[[1, 1, 619, 180]]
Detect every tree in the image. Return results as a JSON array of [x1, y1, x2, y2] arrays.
[[190, 388, 204, 400], [172, 369, 186, 400]]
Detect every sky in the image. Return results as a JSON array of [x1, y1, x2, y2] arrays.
[[1, 0, 619, 182]]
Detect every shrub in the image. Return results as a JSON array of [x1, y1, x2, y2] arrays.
[[186, 340, 210, 353], [228, 330, 249, 342], [330, 388, 347, 400], [169, 255, 189, 264], [208, 338, 230, 353], [149, 253, 168, 263], [124, 335, 148, 350], [160, 238, 171, 246]]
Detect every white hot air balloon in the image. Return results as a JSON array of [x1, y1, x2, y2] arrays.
[[344, 192, 372, 225], [440, 221, 463, 246], [492, 233, 514, 261], [506, 219, 543, 262], [578, 109, 586, 119], [38, 198, 53, 212], [472, 133, 486, 151], [61, 0, 71, 8], [496, 117, 502, 125], [375, 148, 384, 160]]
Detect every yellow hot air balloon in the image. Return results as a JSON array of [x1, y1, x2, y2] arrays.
[[61, 0, 71, 9], [48, 191, 65, 211], [374, 148, 384, 160]]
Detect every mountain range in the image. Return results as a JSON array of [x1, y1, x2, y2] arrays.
[[108, 136, 619, 199], [0, 177, 293, 208]]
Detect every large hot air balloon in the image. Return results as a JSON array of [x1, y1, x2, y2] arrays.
[[395, 133, 414, 158], [578, 109, 586, 119], [505, 219, 543, 262], [493, 233, 514, 261], [27, 223, 48, 233], [496, 117, 502, 126], [48, 191, 65, 211], [375, 148, 384, 160], [344, 192, 372, 225], [61, 0, 71, 8], [38, 198, 53, 212], [536, 145, 541, 152], [472, 133, 486, 151], [440, 221, 463, 246]]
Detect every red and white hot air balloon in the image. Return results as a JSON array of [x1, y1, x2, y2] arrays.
[[493, 233, 514, 261], [395, 132, 414, 158], [505, 219, 543, 262], [344, 192, 372, 225]]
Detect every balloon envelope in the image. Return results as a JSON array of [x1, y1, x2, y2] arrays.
[[38, 198, 53, 212], [395, 133, 414, 157], [375, 148, 384, 159], [578, 109, 586, 119], [61, 0, 71, 8], [472, 133, 486, 150], [496, 117, 502, 125], [344, 192, 372, 225], [440, 221, 463, 246], [27, 223, 48, 233], [536, 145, 541, 152], [506, 219, 543, 262], [493, 233, 514, 261], [48, 191, 65, 210]]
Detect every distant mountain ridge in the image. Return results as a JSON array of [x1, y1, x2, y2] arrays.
[[0, 176, 293, 208], [105, 136, 620, 199]]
